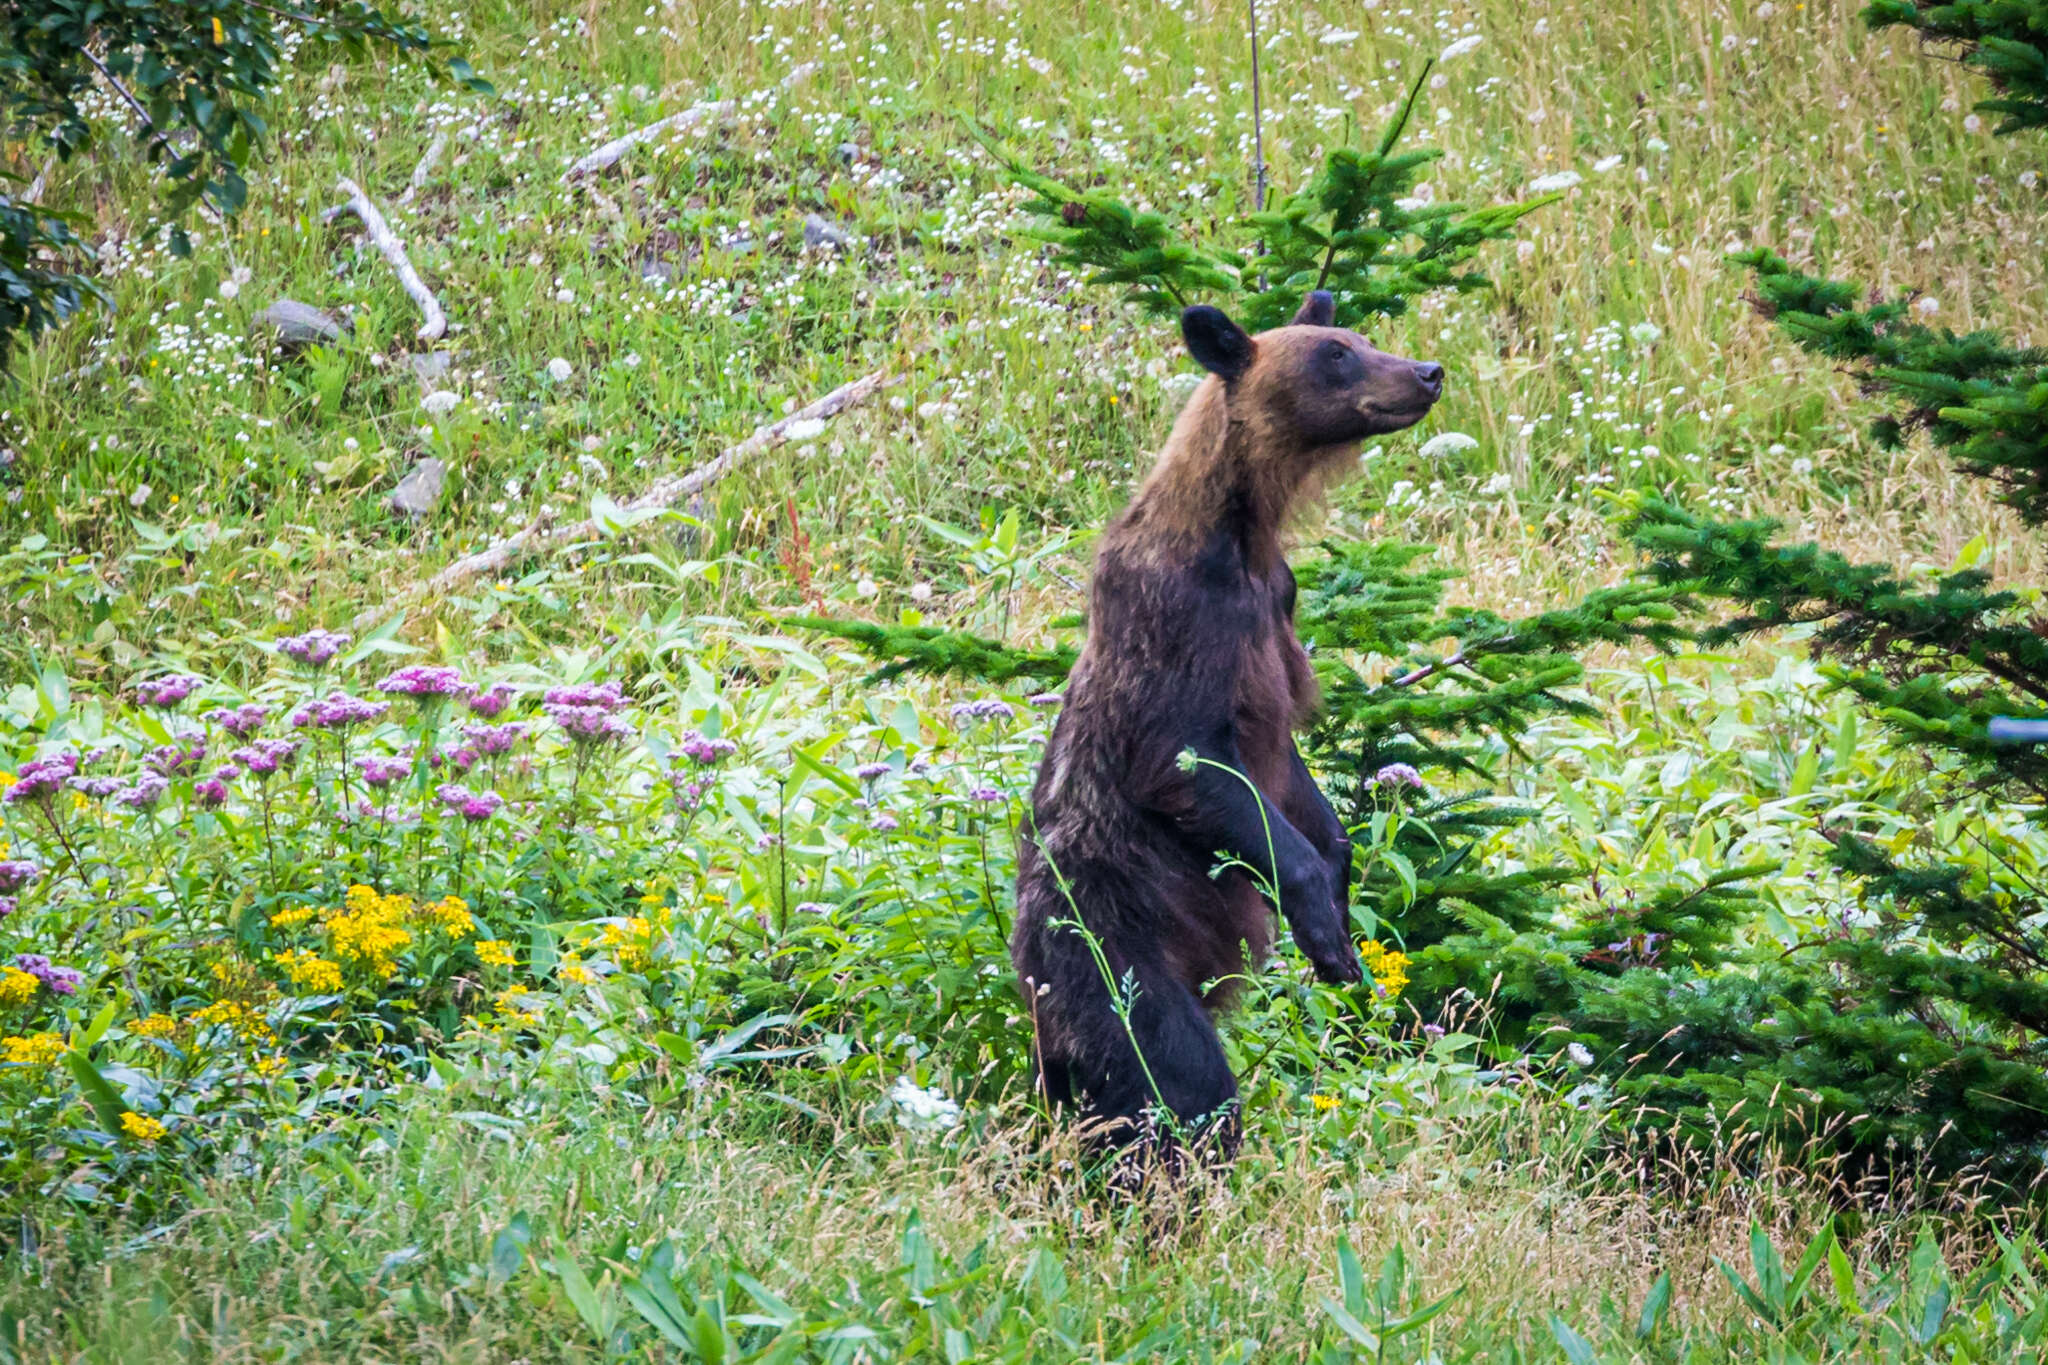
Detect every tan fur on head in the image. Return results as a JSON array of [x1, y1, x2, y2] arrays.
[[1123, 307, 1443, 569]]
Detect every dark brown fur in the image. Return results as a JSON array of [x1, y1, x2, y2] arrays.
[[1012, 294, 1443, 1166]]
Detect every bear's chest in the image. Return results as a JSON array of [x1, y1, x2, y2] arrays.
[[1233, 566, 1313, 790]]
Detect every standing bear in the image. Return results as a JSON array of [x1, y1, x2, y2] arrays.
[[1012, 291, 1444, 1162]]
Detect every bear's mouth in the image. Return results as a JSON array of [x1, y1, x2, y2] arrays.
[[1360, 398, 1437, 431]]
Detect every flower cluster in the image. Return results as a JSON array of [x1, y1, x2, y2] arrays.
[[13, 954, 82, 997], [147, 737, 207, 777], [465, 683, 516, 718], [119, 1111, 168, 1142], [1369, 762, 1426, 792], [1, 1031, 67, 1066], [234, 738, 301, 778], [278, 629, 351, 666], [291, 692, 391, 731], [544, 682, 632, 746], [272, 948, 344, 994], [321, 885, 416, 978], [461, 721, 526, 756], [114, 774, 171, 811], [194, 768, 236, 808], [376, 665, 467, 698], [0, 966, 40, 1007], [134, 675, 201, 708], [3, 752, 79, 805], [436, 783, 504, 823], [676, 730, 738, 766], [356, 755, 411, 788], [0, 860, 39, 894], [949, 698, 1015, 725], [206, 703, 271, 737], [1357, 940, 1411, 999]]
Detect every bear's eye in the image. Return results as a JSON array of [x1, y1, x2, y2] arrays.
[[1317, 339, 1365, 386]]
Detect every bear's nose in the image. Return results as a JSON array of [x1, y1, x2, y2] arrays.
[[1412, 362, 1445, 398]]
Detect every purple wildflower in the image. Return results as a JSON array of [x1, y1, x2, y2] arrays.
[[114, 774, 171, 811], [855, 761, 892, 781], [134, 675, 201, 708], [0, 861, 39, 894], [1370, 763, 1425, 791], [291, 692, 390, 731], [233, 739, 302, 778], [278, 629, 352, 666], [193, 776, 230, 808], [968, 785, 1004, 804], [949, 698, 1016, 725], [15, 953, 82, 996], [435, 783, 504, 823], [67, 775, 124, 800], [543, 681, 625, 711], [82, 744, 120, 768], [549, 705, 633, 746], [676, 730, 738, 766], [871, 814, 900, 832], [465, 683, 516, 718], [147, 737, 207, 777], [376, 665, 467, 699], [443, 746, 481, 774], [0, 898, 13, 921], [206, 703, 271, 738], [3, 752, 79, 805], [1028, 692, 1064, 709], [1422, 1023, 1447, 1040], [461, 722, 526, 756], [796, 901, 833, 916], [356, 755, 410, 788]]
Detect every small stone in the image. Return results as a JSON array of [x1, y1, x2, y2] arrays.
[[639, 256, 675, 284], [256, 299, 346, 349], [836, 142, 859, 166], [802, 213, 852, 251], [390, 457, 447, 518]]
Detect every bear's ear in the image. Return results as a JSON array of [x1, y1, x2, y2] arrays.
[[1290, 290, 1336, 328], [1181, 305, 1255, 381]]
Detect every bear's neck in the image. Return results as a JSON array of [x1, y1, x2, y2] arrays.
[[1122, 379, 1321, 572]]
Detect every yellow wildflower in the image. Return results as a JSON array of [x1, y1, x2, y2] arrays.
[[0, 967, 40, 1008], [1312, 1093, 1342, 1111], [132, 1013, 181, 1039], [326, 886, 413, 978], [417, 895, 474, 938], [1357, 940, 1411, 1000], [273, 948, 344, 995], [0, 772, 15, 790], [190, 1000, 274, 1044], [1, 1032, 68, 1065], [252, 1053, 288, 1079], [269, 904, 319, 930], [120, 1111, 167, 1143], [492, 988, 543, 1026], [597, 916, 661, 972], [475, 939, 517, 968], [558, 955, 597, 987]]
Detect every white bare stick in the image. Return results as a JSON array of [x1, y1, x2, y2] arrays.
[[326, 176, 446, 341], [397, 131, 450, 205], [351, 367, 894, 628], [561, 62, 818, 182], [24, 156, 55, 204]]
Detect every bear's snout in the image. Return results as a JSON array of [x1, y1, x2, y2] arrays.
[[1411, 362, 1445, 401]]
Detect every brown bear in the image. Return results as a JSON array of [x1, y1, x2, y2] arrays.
[[1012, 290, 1443, 1165]]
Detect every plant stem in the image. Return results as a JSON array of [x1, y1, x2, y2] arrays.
[[1245, 0, 1267, 213]]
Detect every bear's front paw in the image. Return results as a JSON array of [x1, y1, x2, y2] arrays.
[[1309, 942, 1365, 986]]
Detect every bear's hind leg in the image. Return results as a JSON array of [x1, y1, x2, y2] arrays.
[[1080, 969, 1240, 1169]]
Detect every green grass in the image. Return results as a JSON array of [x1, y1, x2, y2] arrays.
[[5, 0, 2048, 1358]]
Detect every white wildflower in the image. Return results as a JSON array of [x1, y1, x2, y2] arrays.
[[2020, 169, 2040, 189], [909, 582, 933, 604], [1629, 321, 1662, 346], [1791, 457, 1814, 477], [856, 577, 878, 598], [1963, 114, 1983, 135], [1320, 28, 1359, 45], [546, 357, 574, 383], [889, 1076, 962, 1134], [1418, 431, 1480, 460], [783, 417, 827, 443], [128, 484, 152, 508], [421, 390, 461, 416], [1566, 1042, 1595, 1068], [1439, 34, 1483, 61], [218, 278, 241, 300], [1529, 170, 1582, 193], [1914, 296, 1940, 317], [1592, 155, 1624, 174], [554, 288, 576, 304], [1646, 136, 1670, 153]]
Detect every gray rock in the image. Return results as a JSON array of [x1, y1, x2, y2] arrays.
[[257, 299, 347, 348], [802, 213, 852, 251], [389, 457, 447, 518], [836, 142, 860, 166], [639, 256, 676, 284], [409, 350, 452, 388]]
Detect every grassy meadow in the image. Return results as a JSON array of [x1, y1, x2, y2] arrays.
[[4, 0, 2048, 1358]]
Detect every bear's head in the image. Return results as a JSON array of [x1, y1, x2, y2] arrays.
[[1179, 291, 1443, 449]]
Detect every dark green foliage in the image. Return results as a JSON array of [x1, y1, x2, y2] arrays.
[[1581, 32, 2048, 1183], [0, 191, 101, 372], [789, 617, 1077, 686], [0, 0, 486, 369], [972, 64, 1555, 331], [1865, 0, 2048, 134]]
